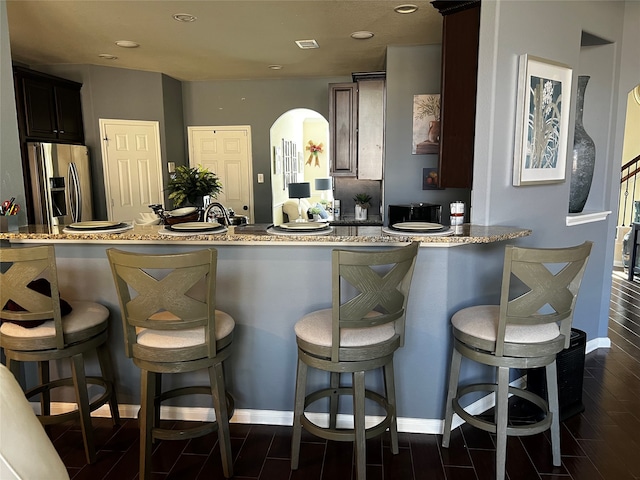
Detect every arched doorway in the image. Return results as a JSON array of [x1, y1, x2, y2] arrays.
[[269, 108, 330, 224]]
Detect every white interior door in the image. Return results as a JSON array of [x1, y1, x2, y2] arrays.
[[100, 119, 163, 222], [188, 126, 254, 221]]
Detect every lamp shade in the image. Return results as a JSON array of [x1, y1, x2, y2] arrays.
[[288, 182, 311, 199], [314, 178, 332, 191]]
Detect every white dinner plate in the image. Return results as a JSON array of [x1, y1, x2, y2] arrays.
[[63, 223, 133, 234], [391, 222, 444, 231], [278, 222, 330, 231], [168, 221, 222, 232], [68, 221, 123, 230]]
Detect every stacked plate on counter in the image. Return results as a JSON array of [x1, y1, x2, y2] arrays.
[[159, 221, 227, 236], [63, 221, 133, 234], [383, 222, 453, 236], [267, 221, 332, 236]]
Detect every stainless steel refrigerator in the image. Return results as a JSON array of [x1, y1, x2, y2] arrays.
[[27, 142, 93, 226]]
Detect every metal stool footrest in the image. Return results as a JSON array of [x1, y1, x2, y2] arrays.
[[150, 385, 235, 441], [453, 383, 552, 437], [300, 386, 394, 442], [24, 376, 113, 426]]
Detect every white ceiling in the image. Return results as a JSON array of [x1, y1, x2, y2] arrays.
[[5, 1, 442, 82]]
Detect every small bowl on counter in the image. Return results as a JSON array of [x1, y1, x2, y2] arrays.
[[164, 206, 199, 225]]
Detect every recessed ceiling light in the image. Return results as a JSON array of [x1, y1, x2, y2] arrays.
[[173, 13, 197, 22], [115, 40, 139, 48], [268, 65, 283, 70], [295, 39, 319, 49], [350, 31, 374, 40], [98, 54, 118, 60], [394, 4, 419, 14]]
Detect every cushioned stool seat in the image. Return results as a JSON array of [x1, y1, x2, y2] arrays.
[[291, 242, 419, 480], [441, 242, 592, 480], [0, 245, 120, 465]]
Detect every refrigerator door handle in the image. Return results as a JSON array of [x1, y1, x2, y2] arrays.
[[68, 162, 82, 222]]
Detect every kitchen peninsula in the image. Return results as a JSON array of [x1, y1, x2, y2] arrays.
[[1, 224, 530, 432]]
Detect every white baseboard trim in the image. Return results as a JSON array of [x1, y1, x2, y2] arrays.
[[31, 339, 611, 435], [586, 336, 611, 352]]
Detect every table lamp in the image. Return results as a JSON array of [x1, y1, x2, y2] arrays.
[[314, 178, 332, 201], [288, 182, 311, 222]]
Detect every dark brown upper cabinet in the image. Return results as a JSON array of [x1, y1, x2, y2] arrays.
[[329, 82, 358, 176], [432, 0, 480, 189], [13, 66, 85, 144], [329, 73, 385, 179]]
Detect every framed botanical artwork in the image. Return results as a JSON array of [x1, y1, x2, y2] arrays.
[[513, 54, 572, 185], [412, 94, 441, 154]]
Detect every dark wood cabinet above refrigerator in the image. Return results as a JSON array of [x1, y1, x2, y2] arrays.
[[432, 0, 480, 189], [13, 66, 85, 144]]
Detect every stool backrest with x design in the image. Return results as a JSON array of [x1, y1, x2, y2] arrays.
[[330, 242, 419, 362], [495, 241, 593, 357]]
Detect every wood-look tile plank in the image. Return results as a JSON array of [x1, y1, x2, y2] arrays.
[[407, 433, 446, 480], [289, 442, 325, 480], [70, 450, 124, 480], [194, 438, 245, 480], [561, 454, 605, 480], [151, 439, 189, 474], [440, 427, 473, 467], [232, 425, 274, 478], [259, 458, 294, 480], [321, 440, 354, 480], [520, 434, 569, 476], [577, 438, 636, 480], [165, 454, 208, 480], [266, 426, 294, 460], [382, 447, 413, 479]]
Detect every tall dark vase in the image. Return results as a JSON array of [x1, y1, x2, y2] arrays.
[[568, 76, 596, 213]]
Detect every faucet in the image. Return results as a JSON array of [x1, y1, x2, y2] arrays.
[[203, 202, 231, 225]]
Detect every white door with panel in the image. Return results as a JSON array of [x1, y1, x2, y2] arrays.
[[188, 126, 254, 221], [100, 119, 163, 222]]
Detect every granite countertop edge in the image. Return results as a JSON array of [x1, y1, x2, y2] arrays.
[[1, 224, 532, 246]]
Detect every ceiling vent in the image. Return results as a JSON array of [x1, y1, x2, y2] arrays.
[[295, 39, 319, 49]]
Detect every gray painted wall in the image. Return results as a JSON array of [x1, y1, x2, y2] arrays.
[[0, 1, 26, 229]]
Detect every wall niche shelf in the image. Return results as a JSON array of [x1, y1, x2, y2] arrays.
[[566, 210, 611, 226]]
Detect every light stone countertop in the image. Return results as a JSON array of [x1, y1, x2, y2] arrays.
[[0, 223, 531, 247]]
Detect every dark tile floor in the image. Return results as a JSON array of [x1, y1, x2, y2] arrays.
[[48, 271, 640, 479]]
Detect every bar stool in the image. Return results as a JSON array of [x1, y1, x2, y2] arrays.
[[291, 242, 419, 480], [107, 248, 235, 479], [0, 245, 120, 464], [441, 241, 592, 480]]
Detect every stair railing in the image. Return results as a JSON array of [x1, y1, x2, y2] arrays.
[[620, 154, 640, 226]]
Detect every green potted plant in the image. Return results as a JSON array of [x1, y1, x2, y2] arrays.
[[167, 165, 222, 207], [309, 206, 322, 221], [353, 193, 372, 220]]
